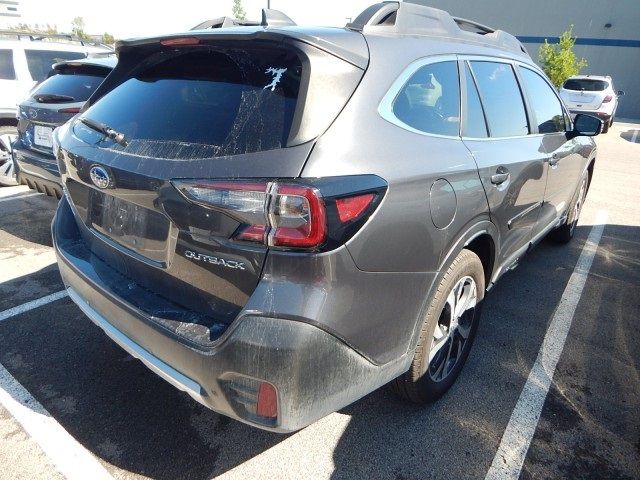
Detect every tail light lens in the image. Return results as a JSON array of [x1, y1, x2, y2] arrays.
[[602, 95, 613, 103], [172, 176, 387, 251], [335, 193, 375, 223], [270, 185, 326, 248]]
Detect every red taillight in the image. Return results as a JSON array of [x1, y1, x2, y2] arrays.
[[270, 185, 326, 248], [58, 107, 81, 114], [173, 180, 327, 250], [236, 224, 267, 242], [602, 95, 613, 103], [160, 37, 201, 46], [335, 193, 375, 223], [256, 382, 278, 419]]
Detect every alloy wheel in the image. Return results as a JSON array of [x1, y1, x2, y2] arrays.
[[428, 276, 477, 382], [569, 176, 588, 235]]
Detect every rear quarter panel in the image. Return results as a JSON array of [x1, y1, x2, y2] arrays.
[[302, 36, 503, 274]]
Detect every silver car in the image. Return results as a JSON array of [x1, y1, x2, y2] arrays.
[[51, 2, 601, 432]]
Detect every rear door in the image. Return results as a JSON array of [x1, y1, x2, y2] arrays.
[[518, 65, 585, 236], [461, 59, 547, 270]]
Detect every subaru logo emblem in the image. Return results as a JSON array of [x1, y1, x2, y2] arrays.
[[89, 165, 111, 189]]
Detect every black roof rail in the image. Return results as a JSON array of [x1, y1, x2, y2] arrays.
[[261, 8, 296, 27]]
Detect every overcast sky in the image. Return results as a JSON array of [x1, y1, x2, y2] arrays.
[[4, 0, 378, 38]]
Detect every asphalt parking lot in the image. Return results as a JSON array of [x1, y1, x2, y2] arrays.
[[0, 122, 639, 480]]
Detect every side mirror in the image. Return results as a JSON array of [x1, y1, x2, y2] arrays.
[[571, 114, 602, 137], [617, 90, 625, 96]]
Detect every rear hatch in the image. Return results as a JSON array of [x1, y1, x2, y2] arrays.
[[57, 30, 367, 337], [560, 78, 609, 110], [18, 62, 112, 157]]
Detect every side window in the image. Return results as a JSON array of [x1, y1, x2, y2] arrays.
[[25, 50, 87, 82], [470, 61, 529, 137], [519, 67, 566, 134], [0, 49, 15, 80], [462, 63, 488, 138], [392, 61, 460, 136]]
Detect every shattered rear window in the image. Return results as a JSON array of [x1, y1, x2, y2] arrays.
[[77, 46, 302, 158]]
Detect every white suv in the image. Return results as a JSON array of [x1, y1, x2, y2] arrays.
[[0, 33, 109, 184], [559, 75, 624, 133]]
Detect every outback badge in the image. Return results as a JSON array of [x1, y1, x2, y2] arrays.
[[184, 250, 246, 270]]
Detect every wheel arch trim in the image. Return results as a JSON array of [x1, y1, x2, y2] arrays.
[[404, 218, 499, 355]]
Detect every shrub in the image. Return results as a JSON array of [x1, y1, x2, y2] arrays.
[[539, 25, 588, 88]]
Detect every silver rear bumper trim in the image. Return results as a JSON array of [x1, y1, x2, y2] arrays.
[[66, 287, 207, 405]]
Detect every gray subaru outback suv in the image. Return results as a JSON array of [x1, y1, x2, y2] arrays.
[[51, 2, 601, 432]]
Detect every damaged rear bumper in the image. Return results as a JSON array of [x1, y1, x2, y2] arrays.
[[53, 196, 408, 432]]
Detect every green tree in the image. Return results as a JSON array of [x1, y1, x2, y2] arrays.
[[71, 16, 88, 40], [232, 0, 246, 20], [539, 25, 588, 88], [102, 32, 115, 45]]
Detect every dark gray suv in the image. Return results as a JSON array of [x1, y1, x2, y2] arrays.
[[51, 2, 601, 432]]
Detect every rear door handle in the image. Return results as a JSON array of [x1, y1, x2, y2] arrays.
[[491, 167, 510, 185]]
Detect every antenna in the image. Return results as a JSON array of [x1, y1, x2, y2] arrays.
[[261, 8, 296, 27]]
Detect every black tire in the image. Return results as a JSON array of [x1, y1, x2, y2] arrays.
[[602, 121, 609, 134], [549, 170, 589, 244], [391, 249, 485, 404]]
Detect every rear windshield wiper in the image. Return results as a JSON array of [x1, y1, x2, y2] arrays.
[[33, 93, 75, 103], [78, 117, 128, 147]]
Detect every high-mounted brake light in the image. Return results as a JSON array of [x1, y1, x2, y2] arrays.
[[602, 94, 613, 103], [58, 107, 82, 114], [160, 37, 201, 46]]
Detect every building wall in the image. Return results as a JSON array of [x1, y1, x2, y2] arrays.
[[0, 0, 20, 19], [410, 0, 640, 119]]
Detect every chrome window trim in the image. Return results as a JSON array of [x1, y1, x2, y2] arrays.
[[379, 53, 559, 141], [378, 54, 460, 139]]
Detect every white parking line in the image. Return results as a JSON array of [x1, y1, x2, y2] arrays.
[[0, 363, 114, 480], [0, 290, 68, 323], [631, 129, 639, 144], [485, 210, 608, 480], [0, 192, 40, 203]]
